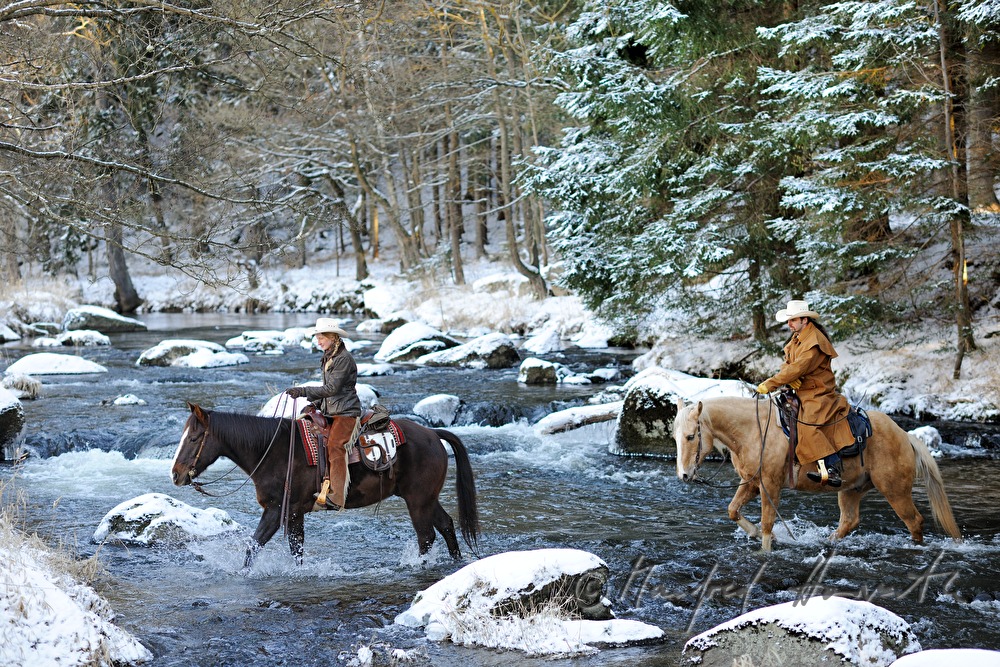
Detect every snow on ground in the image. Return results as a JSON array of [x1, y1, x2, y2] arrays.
[[0, 512, 152, 666]]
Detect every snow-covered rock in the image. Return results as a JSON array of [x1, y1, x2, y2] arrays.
[[0, 387, 25, 456], [413, 394, 461, 427], [1, 373, 41, 400], [136, 339, 248, 368], [54, 330, 112, 346], [374, 322, 460, 362], [395, 548, 662, 655], [259, 382, 379, 417], [519, 357, 560, 384], [62, 305, 147, 333], [0, 323, 21, 343], [521, 325, 564, 355], [93, 493, 240, 546], [111, 394, 147, 406], [224, 329, 290, 354], [682, 596, 920, 667], [908, 425, 943, 457], [611, 367, 746, 457], [416, 332, 520, 369], [357, 362, 394, 377], [4, 352, 108, 376], [890, 648, 1000, 666]]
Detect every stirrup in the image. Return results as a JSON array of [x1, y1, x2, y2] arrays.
[[806, 459, 842, 487]]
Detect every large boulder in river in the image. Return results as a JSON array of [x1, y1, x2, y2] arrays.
[[395, 548, 663, 655], [611, 368, 748, 457], [62, 305, 147, 333], [93, 493, 240, 546], [682, 596, 921, 667], [5, 352, 108, 376], [518, 357, 560, 384], [136, 339, 248, 368], [611, 368, 681, 457], [417, 333, 520, 369], [374, 322, 460, 362], [0, 387, 25, 458]]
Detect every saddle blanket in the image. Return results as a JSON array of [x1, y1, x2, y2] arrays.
[[297, 418, 405, 468]]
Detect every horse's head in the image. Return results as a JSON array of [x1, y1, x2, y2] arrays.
[[171, 402, 213, 486], [673, 397, 706, 482]]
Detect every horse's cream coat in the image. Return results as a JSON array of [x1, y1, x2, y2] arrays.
[[674, 396, 961, 551]]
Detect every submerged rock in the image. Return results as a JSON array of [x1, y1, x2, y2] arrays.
[[683, 596, 920, 666], [0, 387, 25, 459]]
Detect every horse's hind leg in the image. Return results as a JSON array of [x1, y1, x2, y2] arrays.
[[431, 501, 461, 560], [834, 488, 864, 540], [883, 487, 925, 544]]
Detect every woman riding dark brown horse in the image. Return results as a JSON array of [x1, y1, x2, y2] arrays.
[[171, 403, 479, 572]]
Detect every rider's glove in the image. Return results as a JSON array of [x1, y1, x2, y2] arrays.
[[788, 378, 802, 390], [756, 382, 771, 394], [284, 386, 307, 399]]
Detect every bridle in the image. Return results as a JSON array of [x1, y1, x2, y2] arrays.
[[183, 415, 275, 498], [684, 412, 732, 486]]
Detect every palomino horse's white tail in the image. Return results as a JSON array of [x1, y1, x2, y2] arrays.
[[908, 434, 962, 540]]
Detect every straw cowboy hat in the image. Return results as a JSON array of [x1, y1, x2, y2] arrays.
[[306, 317, 348, 337], [774, 299, 821, 322]]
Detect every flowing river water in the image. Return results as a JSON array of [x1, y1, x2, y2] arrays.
[[2, 313, 1000, 666]]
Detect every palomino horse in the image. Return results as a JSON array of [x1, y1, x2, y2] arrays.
[[171, 404, 479, 570], [673, 396, 961, 551]]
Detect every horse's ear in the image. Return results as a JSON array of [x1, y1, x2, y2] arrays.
[[694, 401, 703, 418], [188, 402, 209, 425], [675, 396, 686, 412]]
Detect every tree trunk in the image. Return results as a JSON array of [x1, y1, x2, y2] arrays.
[[935, 0, 976, 378], [446, 126, 465, 285], [965, 36, 1000, 213], [322, 174, 368, 281], [479, 8, 547, 299], [106, 220, 143, 313]]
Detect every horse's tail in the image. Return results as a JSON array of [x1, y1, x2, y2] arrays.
[[908, 433, 962, 541], [435, 428, 480, 554]]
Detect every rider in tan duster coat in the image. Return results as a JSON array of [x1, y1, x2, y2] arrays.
[[757, 300, 853, 486]]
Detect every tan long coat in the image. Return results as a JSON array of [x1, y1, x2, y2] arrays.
[[763, 321, 853, 464]]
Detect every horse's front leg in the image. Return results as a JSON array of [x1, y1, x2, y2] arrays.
[[758, 477, 784, 552], [242, 505, 282, 573], [286, 512, 305, 566], [728, 481, 761, 540]]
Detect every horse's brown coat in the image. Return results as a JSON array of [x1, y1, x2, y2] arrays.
[[171, 403, 479, 571], [673, 396, 961, 551]]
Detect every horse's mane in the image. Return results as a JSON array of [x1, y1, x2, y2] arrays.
[[209, 410, 292, 455]]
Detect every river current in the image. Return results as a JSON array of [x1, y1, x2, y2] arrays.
[[2, 313, 999, 666]]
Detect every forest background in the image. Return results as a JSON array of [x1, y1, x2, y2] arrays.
[[2, 0, 1000, 378]]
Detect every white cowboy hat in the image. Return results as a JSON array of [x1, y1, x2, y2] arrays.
[[774, 299, 821, 322], [306, 317, 348, 337]]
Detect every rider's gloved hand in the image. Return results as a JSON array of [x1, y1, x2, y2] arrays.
[[756, 382, 771, 394], [284, 386, 306, 399], [789, 378, 802, 390]]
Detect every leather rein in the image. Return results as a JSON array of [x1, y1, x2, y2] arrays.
[[186, 415, 283, 498]]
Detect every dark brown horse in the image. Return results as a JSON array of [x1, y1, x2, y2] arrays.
[[171, 404, 479, 571]]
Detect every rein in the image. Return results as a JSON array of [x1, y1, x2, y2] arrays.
[[189, 406, 287, 498]]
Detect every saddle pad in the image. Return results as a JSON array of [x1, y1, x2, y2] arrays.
[[296, 419, 320, 467], [355, 430, 398, 465]]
